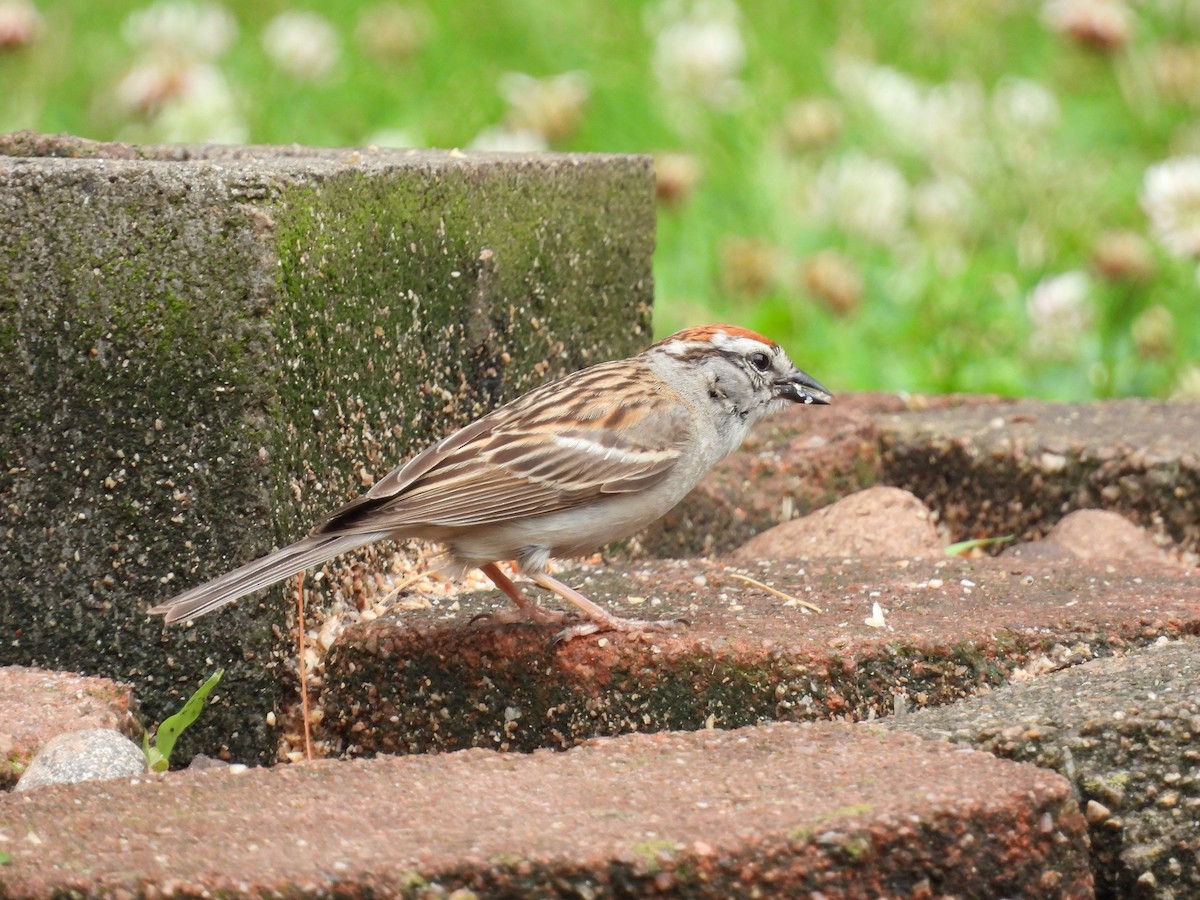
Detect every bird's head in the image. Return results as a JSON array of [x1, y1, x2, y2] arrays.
[[650, 324, 832, 420]]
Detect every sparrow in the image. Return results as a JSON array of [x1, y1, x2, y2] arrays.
[[149, 325, 832, 639]]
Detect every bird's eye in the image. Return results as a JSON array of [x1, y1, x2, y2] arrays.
[[749, 351, 771, 372]]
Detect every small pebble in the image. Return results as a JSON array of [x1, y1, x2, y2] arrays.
[[1085, 800, 1110, 823], [16, 729, 144, 792]]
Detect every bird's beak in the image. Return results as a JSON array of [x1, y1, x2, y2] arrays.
[[774, 368, 833, 405]]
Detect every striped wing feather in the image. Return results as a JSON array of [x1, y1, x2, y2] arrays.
[[315, 360, 688, 536]]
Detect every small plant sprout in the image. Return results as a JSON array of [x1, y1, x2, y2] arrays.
[[143, 669, 224, 772], [944, 535, 1015, 557]]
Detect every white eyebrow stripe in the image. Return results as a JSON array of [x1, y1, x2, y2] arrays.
[[551, 434, 668, 463], [711, 332, 769, 354]]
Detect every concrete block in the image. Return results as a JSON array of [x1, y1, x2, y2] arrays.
[[0, 133, 654, 763]]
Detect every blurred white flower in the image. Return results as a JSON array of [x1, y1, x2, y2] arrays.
[[0, 0, 44, 49], [118, 60, 244, 143], [1142, 156, 1200, 257], [830, 55, 985, 169], [500, 71, 589, 144], [922, 80, 987, 155], [364, 128, 419, 149], [262, 10, 339, 80], [992, 77, 1061, 133], [122, 1, 236, 60], [111, 1, 244, 141], [813, 152, 910, 244], [1131, 304, 1175, 359], [654, 152, 703, 208], [354, 2, 431, 63], [1042, 0, 1133, 51], [152, 67, 245, 143], [1026, 271, 1093, 359], [782, 97, 843, 152], [1172, 363, 1200, 399], [913, 176, 977, 237], [116, 56, 191, 116], [831, 56, 923, 139], [649, 0, 745, 108], [468, 126, 547, 153]]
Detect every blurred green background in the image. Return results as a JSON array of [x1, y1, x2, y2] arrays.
[[2, 0, 1199, 399]]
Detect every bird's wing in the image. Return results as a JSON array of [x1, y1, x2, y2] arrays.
[[315, 361, 690, 535]]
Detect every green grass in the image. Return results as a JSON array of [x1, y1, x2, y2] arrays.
[[3, 0, 1198, 399]]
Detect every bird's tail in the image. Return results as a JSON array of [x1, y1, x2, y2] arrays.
[[147, 531, 388, 624]]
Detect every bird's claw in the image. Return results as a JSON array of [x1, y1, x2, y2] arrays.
[[470, 604, 569, 628], [552, 616, 684, 645]]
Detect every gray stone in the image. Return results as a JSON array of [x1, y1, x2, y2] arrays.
[[885, 638, 1200, 898], [15, 727, 145, 792], [0, 133, 654, 764], [0, 666, 140, 789]]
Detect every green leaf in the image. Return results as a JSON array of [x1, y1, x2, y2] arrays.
[[944, 535, 1015, 557], [142, 730, 164, 774], [0, 850, 11, 865], [145, 669, 224, 773]]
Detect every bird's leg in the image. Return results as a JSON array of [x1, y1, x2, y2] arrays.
[[528, 571, 682, 642], [478, 562, 568, 627]]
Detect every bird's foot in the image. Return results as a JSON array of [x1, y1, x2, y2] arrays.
[[478, 562, 686, 643], [525, 570, 686, 643], [469, 602, 569, 628], [553, 612, 685, 644]]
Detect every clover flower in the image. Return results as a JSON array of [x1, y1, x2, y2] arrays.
[[992, 77, 1061, 134], [355, 3, 430, 63], [468, 127, 548, 154], [1142, 156, 1200, 258], [0, 0, 44, 50], [655, 152, 703, 209], [122, 0, 236, 60], [262, 10, 340, 80], [649, 0, 745, 108], [1172, 364, 1200, 400], [499, 71, 589, 144], [1026, 271, 1093, 360], [1042, 0, 1134, 51], [813, 152, 911, 245]]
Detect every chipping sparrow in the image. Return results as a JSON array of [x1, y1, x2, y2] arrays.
[[149, 324, 831, 639]]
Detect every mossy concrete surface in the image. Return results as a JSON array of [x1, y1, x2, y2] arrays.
[[0, 132, 653, 764], [889, 638, 1200, 898], [879, 398, 1200, 555]]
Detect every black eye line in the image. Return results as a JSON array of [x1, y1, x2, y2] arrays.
[[714, 346, 774, 374]]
